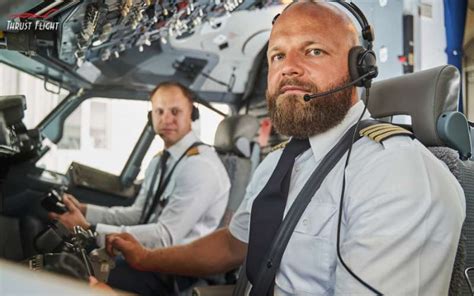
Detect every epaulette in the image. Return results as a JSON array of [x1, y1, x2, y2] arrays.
[[359, 123, 414, 143], [186, 146, 200, 157], [271, 140, 290, 152]]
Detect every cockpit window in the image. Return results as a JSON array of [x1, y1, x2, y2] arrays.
[[37, 98, 150, 175], [0, 63, 69, 129], [37, 98, 229, 179], [197, 103, 229, 145]]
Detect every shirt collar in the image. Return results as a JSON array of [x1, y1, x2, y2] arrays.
[[308, 100, 371, 163], [166, 131, 199, 161]]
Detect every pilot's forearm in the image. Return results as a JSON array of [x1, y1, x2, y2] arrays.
[[140, 228, 247, 277], [86, 203, 142, 226]]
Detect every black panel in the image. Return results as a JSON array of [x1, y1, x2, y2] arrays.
[[401, 14, 414, 74], [93, 42, 163, 78]]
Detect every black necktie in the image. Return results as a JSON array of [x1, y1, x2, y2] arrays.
[[246, 138, 310, 290], [140, 150, 170, 223], [156, 150, 170, 194]]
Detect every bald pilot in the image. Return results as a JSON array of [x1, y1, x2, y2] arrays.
[[104, 2, 465, 295]]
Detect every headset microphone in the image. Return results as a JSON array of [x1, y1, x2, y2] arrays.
[[303, 70, 377, 102]]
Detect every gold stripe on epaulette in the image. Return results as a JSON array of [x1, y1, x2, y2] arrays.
[[359, 123, 393, 136], [360, 123, 413, 143], [373, 130, 413, 142], [367, 126, 405, 139], [186, 146, 200, 156], [271, 140, 289, 152]]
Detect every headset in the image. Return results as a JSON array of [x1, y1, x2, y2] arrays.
[[185, 88, 200, 121], [273, 1, 382, 295], [191, 104, 200, 121]]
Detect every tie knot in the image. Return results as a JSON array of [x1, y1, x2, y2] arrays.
[[161, 150, 170, 162], [285, 138, 310, 157]]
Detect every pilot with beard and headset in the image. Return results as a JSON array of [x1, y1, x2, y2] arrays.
[[102, 2, 465, 295]]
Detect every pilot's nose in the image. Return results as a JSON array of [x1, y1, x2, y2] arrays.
[[161, 110, 174, 124], [281, 52, 304, 78]]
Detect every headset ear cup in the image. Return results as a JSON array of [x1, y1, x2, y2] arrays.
[[360, 49, 378, 82], [147, 111, 152, 124], [191, 105, 200, 121], [348, 46, 378, 87], [348, 46, 365, 86]]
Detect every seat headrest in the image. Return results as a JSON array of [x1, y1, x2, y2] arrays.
[[365, 65, 460, 146], [214, 115, 259, 157]]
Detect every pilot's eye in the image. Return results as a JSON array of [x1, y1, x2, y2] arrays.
[[271, 53, 284, 62], [308, 49, 323, 56], [156, 109, 164, 116], [171, 108, 180, 116]]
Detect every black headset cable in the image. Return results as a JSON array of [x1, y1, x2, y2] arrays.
[[335, 88, 383, 295]]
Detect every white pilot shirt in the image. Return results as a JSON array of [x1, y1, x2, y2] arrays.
[[86, 131, 230, 248], [229, 101, 466, 295]]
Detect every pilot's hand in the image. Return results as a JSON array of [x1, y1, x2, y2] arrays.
[[63, 193, 87, 215], [106, 233, 149, 271], [48, 195, 90, 231]]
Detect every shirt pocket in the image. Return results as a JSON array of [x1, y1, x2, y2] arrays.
[[276, 201, 337, 295]]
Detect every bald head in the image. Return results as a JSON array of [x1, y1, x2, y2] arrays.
[[271, 1, 359, 51]]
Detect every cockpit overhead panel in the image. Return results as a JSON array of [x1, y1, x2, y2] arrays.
[[1, 0, 279, 66], [0, 0, 284, 93]]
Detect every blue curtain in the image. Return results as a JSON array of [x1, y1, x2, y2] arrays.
[[444, 0, 468, 112]]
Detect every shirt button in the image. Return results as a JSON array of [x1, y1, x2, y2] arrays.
[[303, 219, 309, 226]]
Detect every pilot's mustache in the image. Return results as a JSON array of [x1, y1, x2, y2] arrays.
[[276, 79, 319, 96]]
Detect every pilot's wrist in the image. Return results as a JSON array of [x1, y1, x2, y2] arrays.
[[138, 248, 153, 271]]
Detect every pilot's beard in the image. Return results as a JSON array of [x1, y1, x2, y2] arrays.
[[266, 78, 353, 139]]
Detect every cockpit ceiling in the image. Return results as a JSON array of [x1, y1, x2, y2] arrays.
[[0, 0, 284, 98]]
